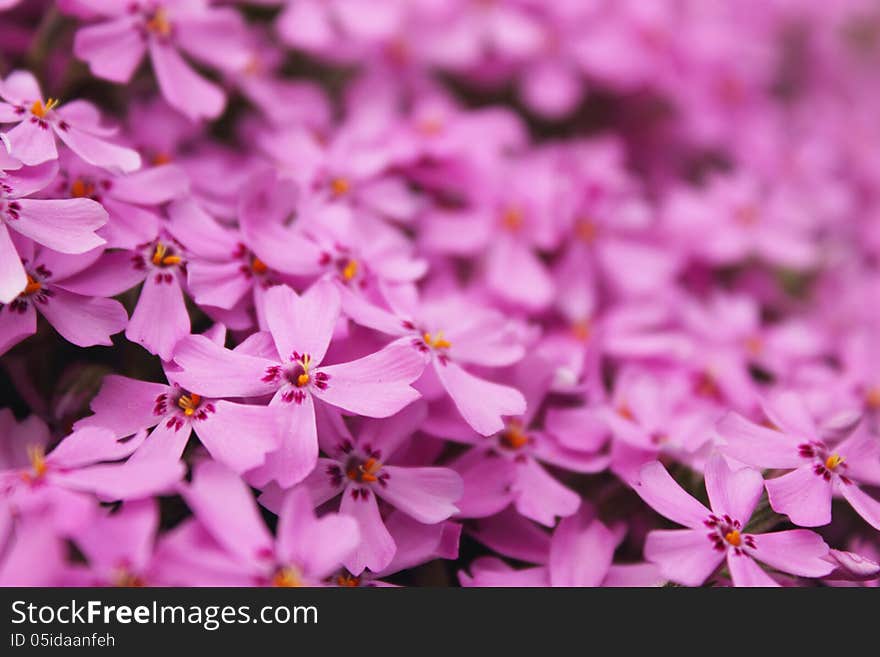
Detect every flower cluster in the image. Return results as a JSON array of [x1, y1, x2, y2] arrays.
[[1, 0, 879, 588]]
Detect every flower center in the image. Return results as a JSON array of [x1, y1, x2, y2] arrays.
[[336, 574, 361, 587], [500, 206, 524, 232], [113, 568, 146, 587], [422, 331, 451, 350], [30, 98, 58, 119], [735, 204, 759, 226], [330, 177, 350, 197], [20, 445, 48, 482], [288, 353, 312, 387], [347, 457, 382, 484], [21, 274, 42, 297], [272, 566, 302, 588], [250, 256, 268, 275], [151, 242, 182, 267], [499, 420, 530, 450], [575, 217, 599, 243], [177, 392, 202, 417], [70, 178, 96, 199], [705, 514, 755, 553], [571, 318, 591, 341], [744, 335, 763, 357], [146, 8, 172, 37], [799, 441, 851, 482], [866, 386, 880, 410], [340, 258, 358, 282]]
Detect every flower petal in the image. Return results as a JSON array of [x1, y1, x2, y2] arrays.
[[765, 465, 832, 527], [634, 461, 712, 529]]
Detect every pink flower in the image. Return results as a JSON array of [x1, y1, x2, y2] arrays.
[[50, 149, 189, 250], [717, 392, 880, 530], [61, 229, 192, 360], [460, 505, 663, 587], [1, 413, 184, 536], [64, 500, 162, 586], [74, 366, 285, 474], [0, 160, 108, 303], [72, 0, 251, 121], [262, 402, 462, 575], [0, 244, 128, 355], [172, 280, 425, 486], [344, 292, 527, 435], [168, 460, 360, 587], [634, 455, 834, 586], [0, 71, 141, 172]]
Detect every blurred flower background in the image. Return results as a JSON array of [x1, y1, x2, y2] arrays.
[[0, 0, 879, 587]]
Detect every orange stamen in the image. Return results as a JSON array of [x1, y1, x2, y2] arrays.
[[341, 259, 358, 282], [575, 217, 599, 243], [146, 8, 172, 37], [347, 457, 382, 483], [725, 530, 742, 547], [330, 177, 350, 197], [22, 275, 41, 296], [500, 206, 524, 232], [744, 335, 763, 357], [251, 257, 268, 275], [30, 98, 58, 119], [500, 421, 530, 450], [151, 243, 181, 267], [572, 318, 591, 341], [825, 454, 844, 470], [70, 179, 95, 199], [21, 445, 48, 483], [177, 393, 201, 417], [272, 567, 302, 587], [866, 386, 880, 410], [337, 574, 361, 587], [423, 331, 451, 350]]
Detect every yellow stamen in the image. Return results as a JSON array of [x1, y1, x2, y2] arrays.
[[825, 454, 844, 470], [272, 567, 302, 588], [22, 275, 41, 296], [423, 331, 451, 350], [30, 98, 59, 119], [500, 206, 524, 232], [575, 217, 599, 243], [177, 393, 201, 417], [151, 243, 181, 267], [21, 445, 47, 482], [146, 8, 172, 37], [330, 177, 350, 197], [295, 354, 312, 387], [725, 530, 742, 547], [251, 257, 268, 275], [341, 259, 358, 282]]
